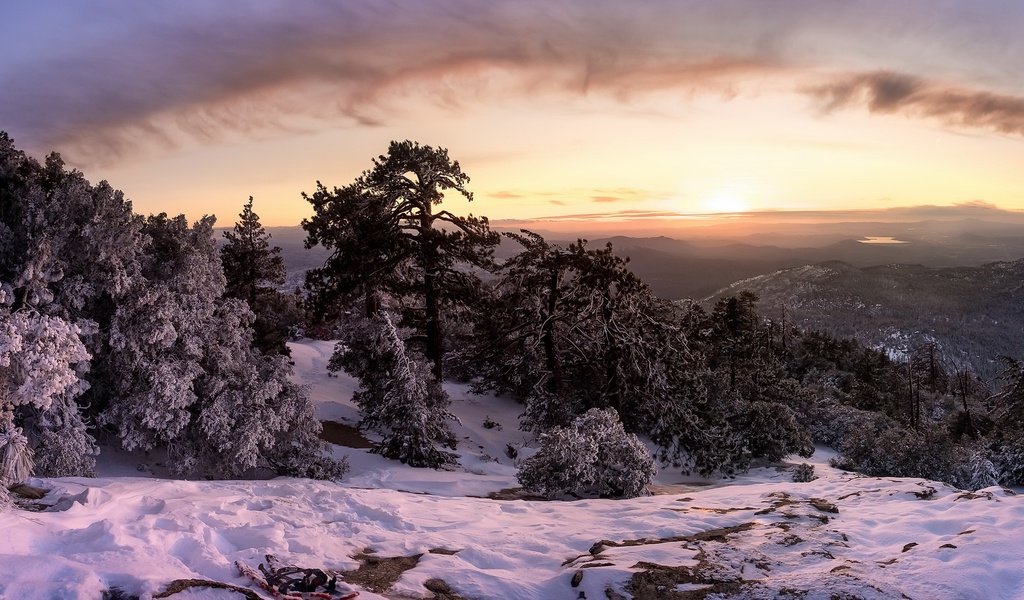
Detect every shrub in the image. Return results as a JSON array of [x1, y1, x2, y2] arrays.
[[831, 422, 977, 488], [792, 463, 816, 483], [742, 401, 814, 462], [517, 408, 656, 499]]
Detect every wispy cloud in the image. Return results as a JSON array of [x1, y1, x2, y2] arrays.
[[495, 201, 1024, 226], [4, 1, 1024, 167], [0, 2, 781, 165], [489, 191, 524, 199]]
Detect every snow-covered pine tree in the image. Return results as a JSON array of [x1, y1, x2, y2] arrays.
[[332, 312, 458, 468], [517, 408, 655, 499], [104, 214, 343, 478], [0, 134, 143, 477], [102, 214, 223, 453], [188, 298, 346, 478]]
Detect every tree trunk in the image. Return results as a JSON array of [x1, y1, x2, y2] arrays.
[[543, 267, 562, 396], [601, 288, 620, 413], [420, 214, 443, 382], [364, 287, 377, 318]]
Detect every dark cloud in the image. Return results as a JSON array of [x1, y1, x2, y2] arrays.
[[4, 1, 1024, 166], [807, 71, 1024, 137], [0, 1, 791, 165]]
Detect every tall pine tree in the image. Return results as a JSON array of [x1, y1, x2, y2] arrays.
[[221, 197, 291, 355], [303, 140, 499, 380]]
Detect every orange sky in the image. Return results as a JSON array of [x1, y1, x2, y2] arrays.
[[4, 2, 1024, 227]]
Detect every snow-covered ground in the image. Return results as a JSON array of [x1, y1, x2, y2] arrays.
[[2, 339, 1022, 599]]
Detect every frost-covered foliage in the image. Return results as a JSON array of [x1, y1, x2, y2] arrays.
[[189, 300, 344, 479], [0, 295, 92, 504], [0, 427, 32, 489], [332, 312, 458, 468], [792, 463, 816, 482], [960, 449, 999, 490], [992, 434, 1024, 487], [103, 214, 225, 452], [1, 134, 340, 481], [0, 310, 90, 412], [101, 215, 341, 478], [518, 408, 655, 499]]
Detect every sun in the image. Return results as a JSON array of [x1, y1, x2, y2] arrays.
[[700, 191, 750, 214]]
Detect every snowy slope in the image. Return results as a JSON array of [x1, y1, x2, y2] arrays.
[[3, 470, 1022, 599], [2, 339, 1023, 599]]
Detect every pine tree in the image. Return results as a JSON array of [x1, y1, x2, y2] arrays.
[[466, 230, 580, 429], [477, 234, 689, 433], [304, 140, 499, 380], [302, 182, 407, 320], [189, 298, 345, 478], [221, 197, 290, 354], [332, 312, 458, 468]]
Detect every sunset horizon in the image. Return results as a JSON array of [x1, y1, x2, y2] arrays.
[[4, 1, 1024, 227]]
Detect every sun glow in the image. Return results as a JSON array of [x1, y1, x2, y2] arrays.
[[700, 185, 751, 214], [701, 194, 749, 214]]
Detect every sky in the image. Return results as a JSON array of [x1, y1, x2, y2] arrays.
[[2, 1, 1024, 229]]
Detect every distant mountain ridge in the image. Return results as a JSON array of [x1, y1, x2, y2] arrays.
[[707, 259, 1024, 380], [247, 223, 1024, 300], [251, 226, 1024, 375]]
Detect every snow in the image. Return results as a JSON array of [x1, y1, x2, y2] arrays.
[[2, 339, 1023, 599]]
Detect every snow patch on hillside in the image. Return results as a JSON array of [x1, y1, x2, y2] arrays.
[[3, 339, 1023, 599]]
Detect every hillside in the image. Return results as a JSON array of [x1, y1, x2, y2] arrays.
[[2, 339, 1022, 599], [708, 260, 1024, 380]]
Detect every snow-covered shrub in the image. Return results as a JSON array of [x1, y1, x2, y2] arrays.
[[992, 434, 1024, 487], [333, 313, 458, 468], [958, 449, 999, 490], [792, 463, 816, 483], [517, 425, 598, 497], [0, 428, 32, 489], [517, 408, 656, 499]]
